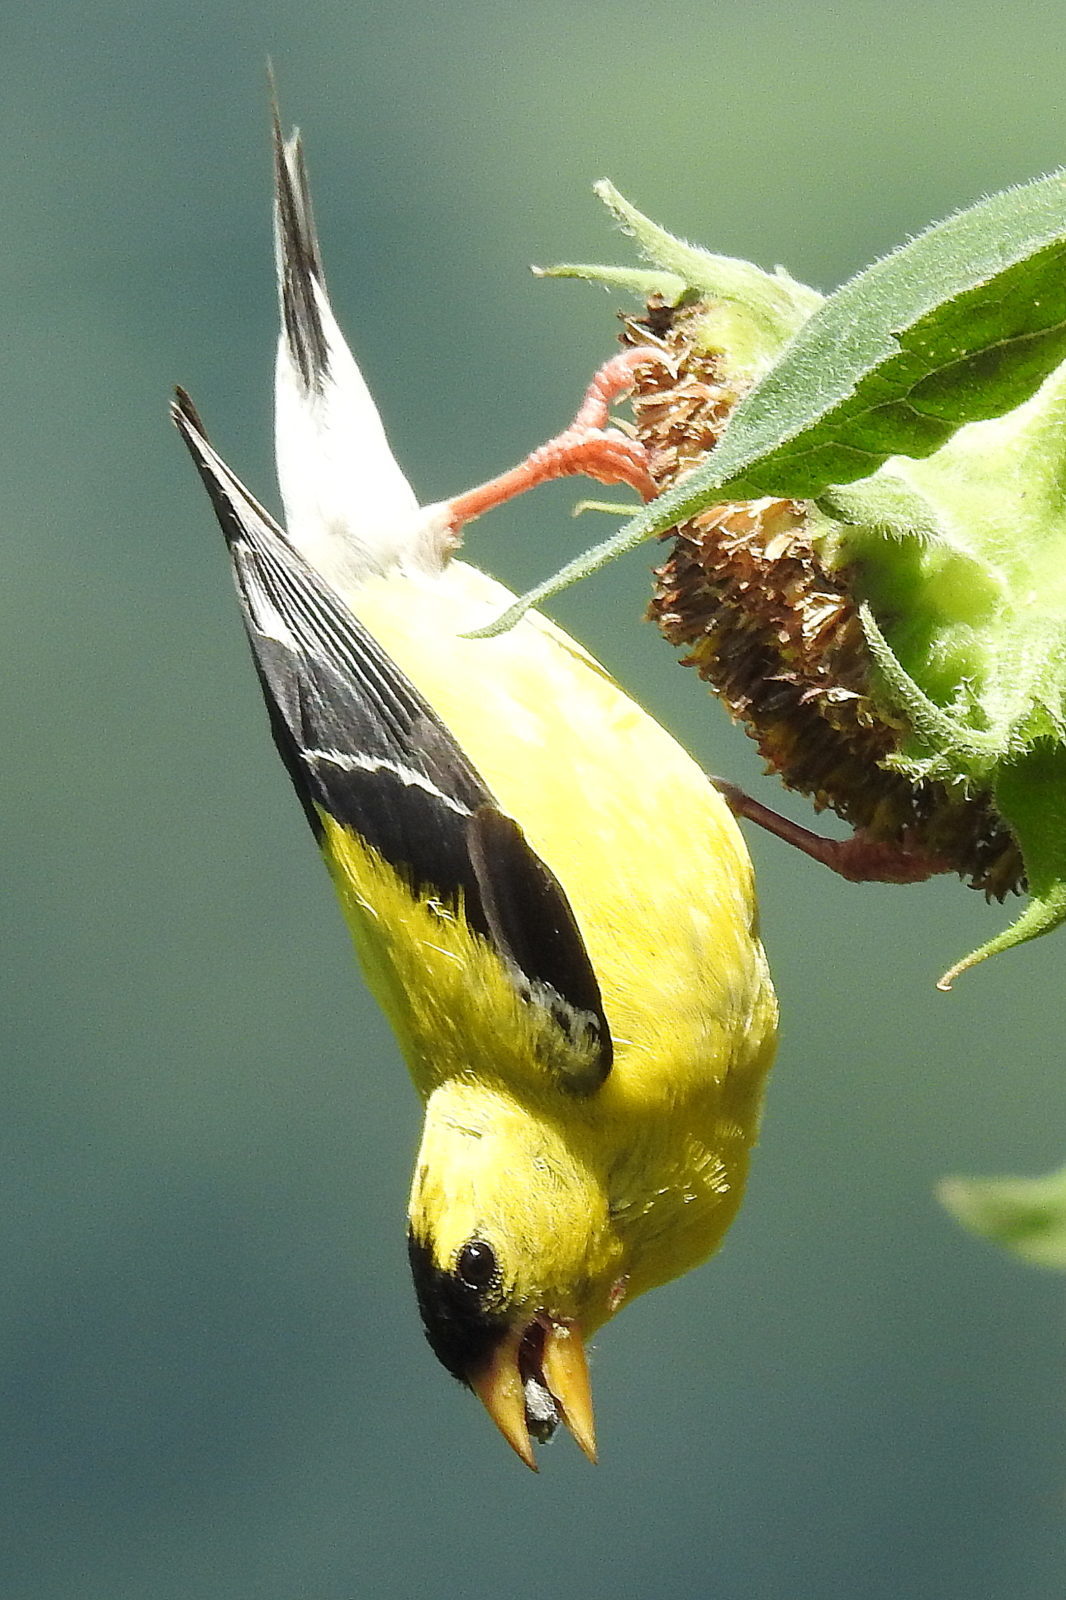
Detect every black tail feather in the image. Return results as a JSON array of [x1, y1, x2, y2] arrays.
[[272, 102, 329, 392]]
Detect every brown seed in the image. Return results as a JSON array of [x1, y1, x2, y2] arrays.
[[623, 299, 1023, 901]]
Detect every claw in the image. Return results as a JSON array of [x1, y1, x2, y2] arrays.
[[442, 348, 666, 533]]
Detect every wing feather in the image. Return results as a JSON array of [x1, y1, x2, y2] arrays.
[[174, 391, 612, 1085]]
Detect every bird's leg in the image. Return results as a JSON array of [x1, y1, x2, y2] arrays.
[[442, 348, 663, 531], [712, 778, 951, 885]]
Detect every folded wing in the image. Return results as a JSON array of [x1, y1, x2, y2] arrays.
[[175, 390, 612, 1087]]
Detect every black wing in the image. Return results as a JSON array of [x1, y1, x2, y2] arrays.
[[174, 392, 612, 1087]]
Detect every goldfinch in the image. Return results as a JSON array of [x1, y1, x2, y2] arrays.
[[174, 112, 778, 1469]]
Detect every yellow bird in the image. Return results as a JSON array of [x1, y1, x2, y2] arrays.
[[174, 113, 778, 1469]]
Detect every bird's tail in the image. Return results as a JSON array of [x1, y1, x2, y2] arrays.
[[271, 102, 426, 589]]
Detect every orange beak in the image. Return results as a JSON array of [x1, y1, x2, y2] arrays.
[[470, 1316, 597, 1470]]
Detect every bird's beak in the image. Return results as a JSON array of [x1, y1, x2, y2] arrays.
[[470, 1316, 597, 1470]]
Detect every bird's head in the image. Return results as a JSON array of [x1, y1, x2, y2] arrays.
[[407, 1080, 626, 1469]]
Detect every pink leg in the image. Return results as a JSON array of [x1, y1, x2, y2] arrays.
[[444, 348, 663, 529], [713, 779, 950, 885]]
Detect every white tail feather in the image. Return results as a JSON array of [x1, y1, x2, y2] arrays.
[[272, 122, 434, 590]]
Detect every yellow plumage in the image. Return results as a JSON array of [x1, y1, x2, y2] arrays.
[[336, 560, 775, 1298], [175, 110, 777, 1468]]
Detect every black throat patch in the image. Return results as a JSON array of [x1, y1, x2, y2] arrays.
[[406, 1229, 510, 1384]]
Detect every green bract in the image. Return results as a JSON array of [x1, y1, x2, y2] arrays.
[[823, 373, 1066, 984], [940, 1163, 1066, 1269], [493, 172, 1066, 983]]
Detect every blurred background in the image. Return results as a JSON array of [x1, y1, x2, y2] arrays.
[[3, 1, 1065, 1595]]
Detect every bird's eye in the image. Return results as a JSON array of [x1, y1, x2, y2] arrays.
[[455, 1239, 498, 1290]]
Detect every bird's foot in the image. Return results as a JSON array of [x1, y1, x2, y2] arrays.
[[713, 778, 950, 885], [441, 347, 664, 532]]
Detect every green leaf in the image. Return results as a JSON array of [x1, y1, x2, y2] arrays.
[[814, 472, 950, 547], [533, 262, 690, 304], [858, 603, 999, 781], [939, 1162, 1066, 1268], [591, 181, 822, 344], [488, 169, 1066, 636], [669, 169, 1066, 504], [465, 520, 648, 639], [938, 743, 1066, 987], [539, 187, 822, 383]]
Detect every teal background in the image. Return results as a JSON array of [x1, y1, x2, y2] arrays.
[[3, 2, 1066, 1595]]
